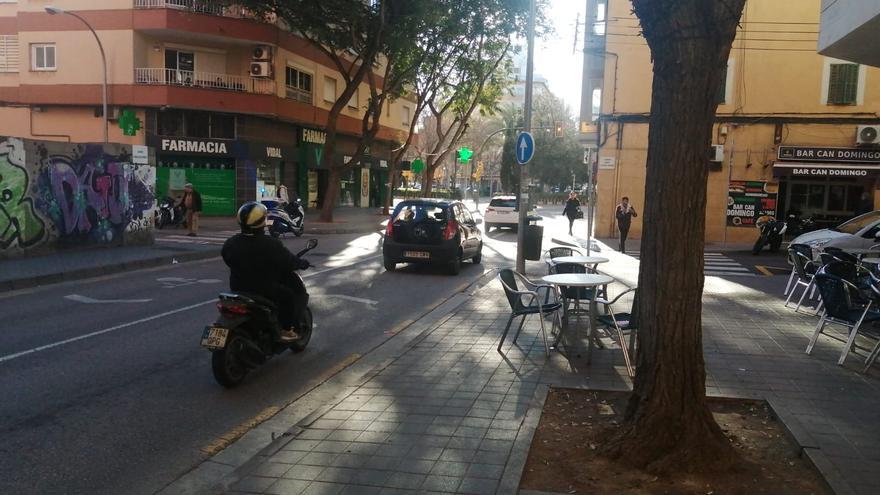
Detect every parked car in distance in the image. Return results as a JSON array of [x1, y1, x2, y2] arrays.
[[484, 195, 536, 231], [790, 210, 880, 257], [383, 199, 483, 275]]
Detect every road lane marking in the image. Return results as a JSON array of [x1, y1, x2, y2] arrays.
[[323, 294, 378, 306], [0, 299, 216, 364], [64, 294, 153, 304], [0, 254, 384, 365]]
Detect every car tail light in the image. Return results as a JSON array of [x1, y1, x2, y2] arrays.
[[385, 221, 394, 237], [486, 207, 495, 212], [444, 220, 458, 240], [218, 303, 250, 315]]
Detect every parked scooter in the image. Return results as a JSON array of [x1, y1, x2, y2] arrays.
[[786, 213, 816, 239], [201, 238, 318, 387], [156, 197, 185, 229], [265, 199, 305, 238], [752, 215, 787, 254]]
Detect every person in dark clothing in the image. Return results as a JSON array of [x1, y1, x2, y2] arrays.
[[615, 196, 637, 254], [179, 183, 203, 237], [221, 202, 309, 342], [562, 192, 581, 235]]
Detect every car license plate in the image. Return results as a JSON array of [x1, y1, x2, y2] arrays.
[[498, 211, 510, 214], [201, 326, 229, 349], [404, 251, 430, 259]]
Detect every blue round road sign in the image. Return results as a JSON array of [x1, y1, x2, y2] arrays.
[[516, 132, 535, 165]]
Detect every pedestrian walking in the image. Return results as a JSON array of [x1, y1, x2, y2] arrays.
[[181, 183, 203, 237], [562, 191, 582, 236], [615, 196, 637, 253]]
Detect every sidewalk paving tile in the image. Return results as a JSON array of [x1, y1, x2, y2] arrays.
[[223, 237, 880, 495]]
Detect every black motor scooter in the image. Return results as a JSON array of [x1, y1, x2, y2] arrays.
[[156, 197, 184, 229], [752, 215, 787, 254], [201, 238, 317, 387]]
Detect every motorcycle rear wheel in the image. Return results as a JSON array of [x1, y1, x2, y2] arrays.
[[289, 308, 313, 353], [211, 336, 249, 388]]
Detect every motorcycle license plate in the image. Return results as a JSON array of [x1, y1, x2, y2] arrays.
[[404, 251, 430, 259], [201, 326, 229, 349]]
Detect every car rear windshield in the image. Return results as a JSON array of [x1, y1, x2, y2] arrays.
[[392, 204, 450, 224], [489, 198, 517, 208], [834, 210, 880, 235]]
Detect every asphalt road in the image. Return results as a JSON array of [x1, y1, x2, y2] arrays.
[[0, 226, 524, 495]]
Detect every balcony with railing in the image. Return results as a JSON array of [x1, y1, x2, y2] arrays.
[[134, 68, 277, 95], [133, 0, 275, 21]]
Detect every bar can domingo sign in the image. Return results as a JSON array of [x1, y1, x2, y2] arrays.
[[727, 181, 778, 227], [778, 146, 880, 163]]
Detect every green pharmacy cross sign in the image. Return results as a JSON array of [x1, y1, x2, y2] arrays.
[[411, 158, 425, 174], [119, 109, 142, 137], [457, 147, 473, 163]]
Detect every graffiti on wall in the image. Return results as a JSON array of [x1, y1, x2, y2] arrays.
[[0, 138, 46, 249], [0, 137, 156, 257]]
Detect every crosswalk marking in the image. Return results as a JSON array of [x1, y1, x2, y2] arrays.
[[626, 251, 756, 277]]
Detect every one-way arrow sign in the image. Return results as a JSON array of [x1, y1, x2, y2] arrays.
[[516, 132, 535, 165]]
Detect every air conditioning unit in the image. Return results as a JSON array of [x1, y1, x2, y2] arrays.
[[857, 125, 880, 145], [709, 144, 724, 162], [252, 45, 272, 61], [250, 61, 272, 78]]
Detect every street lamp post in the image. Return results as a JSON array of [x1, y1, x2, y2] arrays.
[[516, 0, 537, 273], [46, 6, 108, 144]]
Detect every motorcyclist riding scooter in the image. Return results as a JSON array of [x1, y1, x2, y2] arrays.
[[221, 202, 310, 342]]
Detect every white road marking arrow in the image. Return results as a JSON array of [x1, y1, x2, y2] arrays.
[[65, 294, 153, 304]]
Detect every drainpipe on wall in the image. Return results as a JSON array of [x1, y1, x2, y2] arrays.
[[29, 108, 71, 142]]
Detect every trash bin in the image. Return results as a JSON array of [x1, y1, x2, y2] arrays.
[[524, 223, 544, 261]]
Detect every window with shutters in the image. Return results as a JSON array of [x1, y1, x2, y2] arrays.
[[827, 63, 859, 105], [0, 35, 19, 73]]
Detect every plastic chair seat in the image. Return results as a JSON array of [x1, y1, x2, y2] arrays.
[[596, 313, 634, 329], [517, 302, 563, 315]]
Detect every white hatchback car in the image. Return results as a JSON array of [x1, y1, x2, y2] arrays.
[[791, 210, 880, 257], [484, 195, 536, 231]]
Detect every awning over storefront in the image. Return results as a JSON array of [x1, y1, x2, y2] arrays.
[[773, 161, 880, 178]]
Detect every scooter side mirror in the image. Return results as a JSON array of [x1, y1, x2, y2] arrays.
[[307, 239, 318, 249]]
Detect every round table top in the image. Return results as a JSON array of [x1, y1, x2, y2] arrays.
[[552, 256, 610, 265], [542, 273, 614, 287], [860, 257, 880, 264]]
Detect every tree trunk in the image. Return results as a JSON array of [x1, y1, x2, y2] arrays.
[[320, 167, 342, 223], [383, 162, 398, 216], [423, 167, 435, 197], [602, 0, 746, 474]]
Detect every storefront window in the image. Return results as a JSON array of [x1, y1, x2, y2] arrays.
[[828, 185, 846, 212], [789, 183, 825, 212], [212, 114, 236, 139], [157, 110, 184, 136], [186, 112, 211, 138]]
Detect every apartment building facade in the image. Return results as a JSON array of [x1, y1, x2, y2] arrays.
[[0, 0, 415, 215], [582, 0, 880, 244]]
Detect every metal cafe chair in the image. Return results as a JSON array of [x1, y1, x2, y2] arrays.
[[785, 245, 820, 313], [595, 287, 639, 377], [806, 272, 880, 366], [785, 244, 815, 296], [544, 246, 583, 274], [497, 269, 563, 357]]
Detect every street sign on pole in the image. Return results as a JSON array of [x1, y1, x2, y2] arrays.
[[515, 132, 535, 165]]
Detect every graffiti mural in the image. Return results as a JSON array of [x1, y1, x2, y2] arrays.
[[0, 137, 156, 258], [0, 138, 46, 249]]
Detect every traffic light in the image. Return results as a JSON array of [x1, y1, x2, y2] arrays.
[[457, 147, 473, 163], [554, 122, 564, 138]]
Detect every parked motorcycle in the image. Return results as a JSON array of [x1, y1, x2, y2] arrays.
[[156, 197, 184, 229], [265, 199, 305, 238], [201, 238, 317, 387], [786, 213, 816, 239], [752, 215, 787, 254]]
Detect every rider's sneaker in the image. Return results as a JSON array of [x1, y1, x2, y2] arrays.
[[279, 328, 300, 342]]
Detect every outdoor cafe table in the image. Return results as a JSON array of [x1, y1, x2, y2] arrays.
[[541, 273, 615, 362], [546, 255, 609, 273]]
